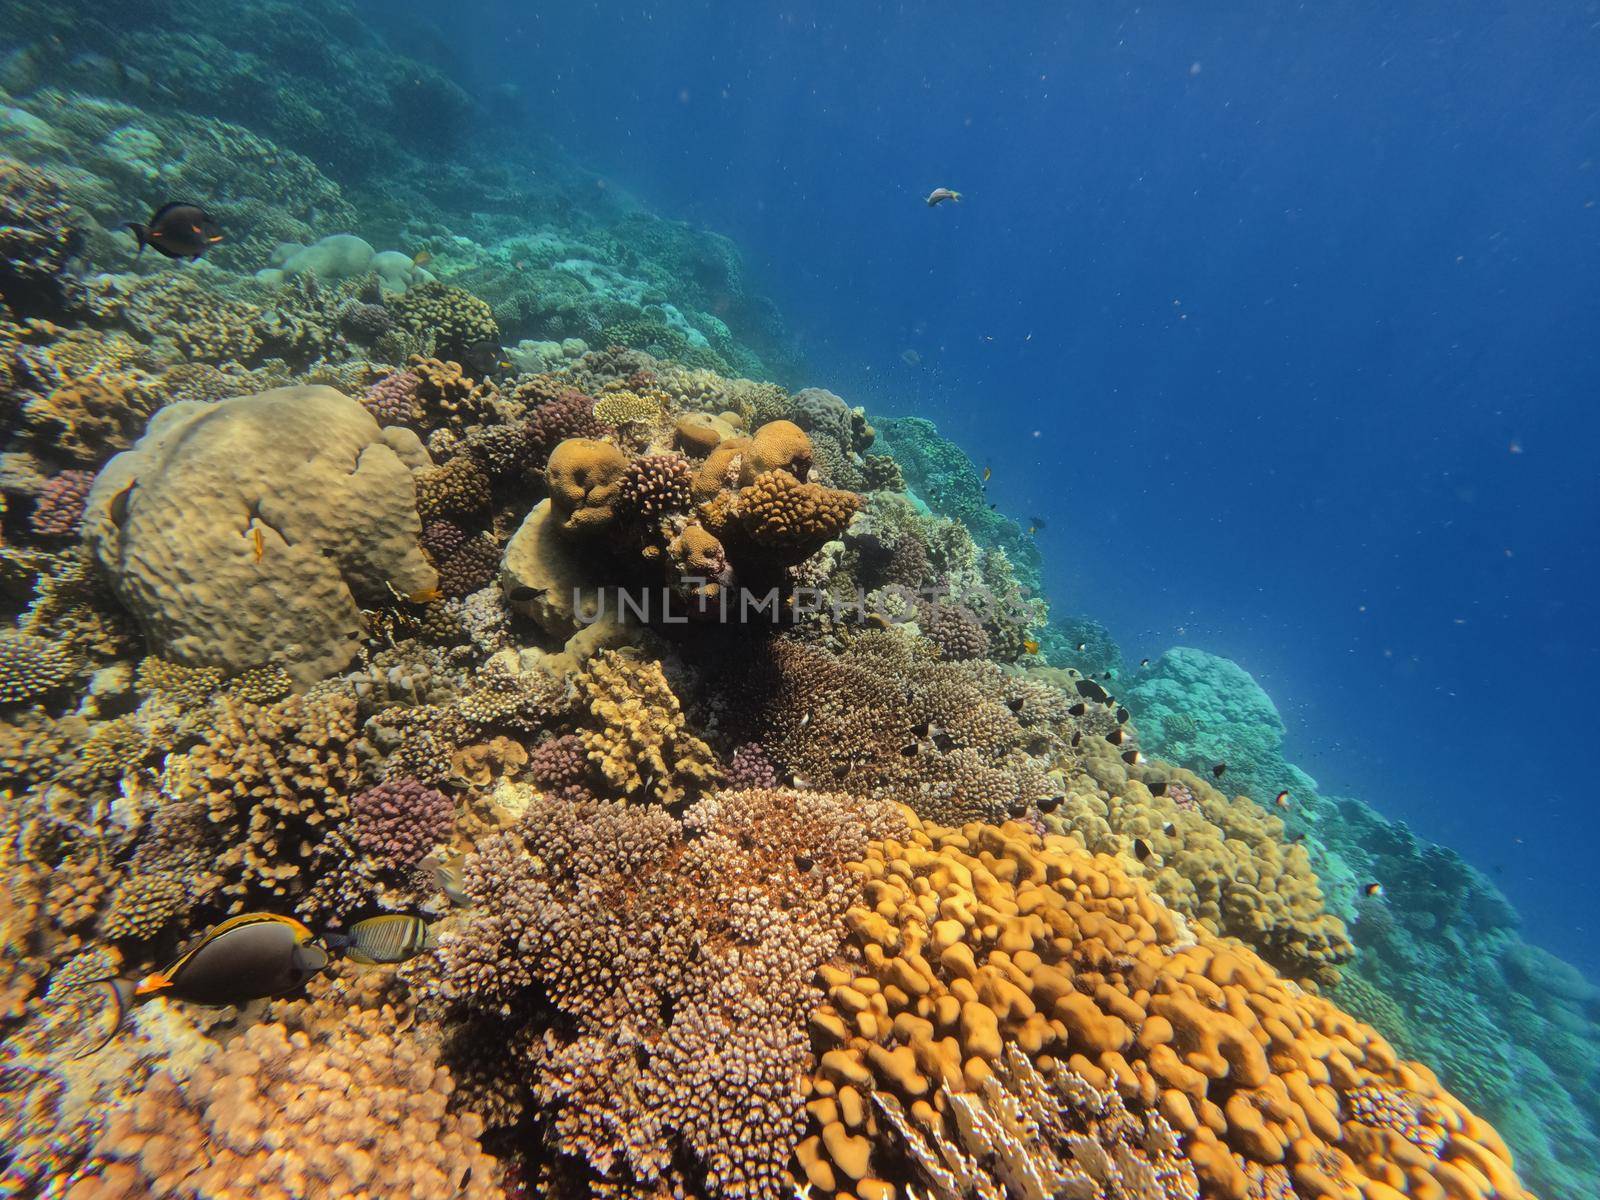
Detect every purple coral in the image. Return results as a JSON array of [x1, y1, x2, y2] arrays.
[[352, 778, 456, 869], [30, 470, 96, 537], [362, 370, 422, 426], [524, 394, 603, 464], [725, 742, 779, 790], [528, 733, 591, 801], [1169, 780, 1201, 813]]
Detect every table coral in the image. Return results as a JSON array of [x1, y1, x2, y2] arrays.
[[573, 648, 719, 805], [797, 812, 1534, 1200]]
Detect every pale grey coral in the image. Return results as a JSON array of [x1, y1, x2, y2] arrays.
[[83, 386, 438, 685]]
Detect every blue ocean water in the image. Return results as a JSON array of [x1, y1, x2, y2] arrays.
[[384, 0, 1600, 976]]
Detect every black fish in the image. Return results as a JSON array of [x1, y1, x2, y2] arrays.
[[1068, 702, 1087, 717], [1140, 658, 1150, 668], [1363, 882, 1385, 898], [910, 720, 931, 738], [1116, 706, 1129, 724], [1121, 749, 1142, 765], [899, 742, 920, 758], [1071, 732, 1082, 747], [1133, 838, 1152, 862], [1162, 821, 1177, 836], [1039, 795, 1063, 813], [1075, 680, 1107, 703], [1212, 763, 1227, 779], [1105, 729, 1126, 746], [1149, 781, 1167, 796], [74, 913, 327, 1055], [508, 585, 546, 603], [462, 339, 513, 379], [1006, 697, 1025, 713], [1076, 641, 1088, 652], [326, 914, 434, 965], [125, 202, 223, 260], [931, 731, 957, 754]]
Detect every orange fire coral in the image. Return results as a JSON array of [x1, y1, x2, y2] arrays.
[[798, 811, 1535, 1200]]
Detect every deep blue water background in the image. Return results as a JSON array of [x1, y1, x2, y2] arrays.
[[375, 2, 1600, 975]]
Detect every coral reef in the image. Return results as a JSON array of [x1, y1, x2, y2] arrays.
[[431, 786, 906, 1199], [83, 385, 437, 685], [798, 812, 1535, 1200]]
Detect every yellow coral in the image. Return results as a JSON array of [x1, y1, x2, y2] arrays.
[[1049, 744, 1352, 985], [594, 385, 665, 427], [691, 418, 815, 502], [730, 469, 863, 560], [574, 649, 719, 805], [799, 812, 1535, 1200], [545, 437, 628, 534]]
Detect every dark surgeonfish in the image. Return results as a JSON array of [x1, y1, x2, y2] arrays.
[[74, 912, 329, 1055], [125, 202, 224, 260], [324, 914, 435, 965], [461, 339, 513, 379]]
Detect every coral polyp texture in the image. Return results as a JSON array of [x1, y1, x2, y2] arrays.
[[797, 811, 1534, 1200], [0, 10, 1590, 1197]]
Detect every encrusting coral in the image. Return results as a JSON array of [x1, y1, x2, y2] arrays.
[[797, 811, 1534, 1200], [572, 648, 719, 805]]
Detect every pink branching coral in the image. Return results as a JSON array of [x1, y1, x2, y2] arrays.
[[352, 777, 456, 869], [615, 453, 693, 524], [524, 393, 603, 464], [30, 470, 95, 537], [429, 788, 907, 1200], [362, 369, 422, 426], [527, 732, 591, 802], [725, 741, 779, 790]]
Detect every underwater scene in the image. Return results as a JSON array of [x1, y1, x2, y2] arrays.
[[1, 0, 1597, 1197]]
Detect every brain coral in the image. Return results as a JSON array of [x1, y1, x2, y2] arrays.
[[798, 811, 1533, 1200], [546, 437, 629, 535], [83, 386, 438, 686]]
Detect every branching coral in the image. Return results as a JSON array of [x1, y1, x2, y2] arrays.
[[0, 631, 77, 708], [72, 1004, 505, 1199], [392, 281, 499, 354], [171, 690, 366, 915], [431, 786, 907, 1199], [352, 777, 457, 869], [29, 470, 97, 536]]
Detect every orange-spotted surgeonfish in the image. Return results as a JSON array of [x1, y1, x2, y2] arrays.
[[74, 912, 328, 1055], [125, 202, 223, 260]]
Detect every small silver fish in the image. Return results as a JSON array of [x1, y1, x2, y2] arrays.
[[925, 187, 962, 207]]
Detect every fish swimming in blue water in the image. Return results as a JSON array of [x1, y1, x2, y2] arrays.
[[925, 187, 962, 207]]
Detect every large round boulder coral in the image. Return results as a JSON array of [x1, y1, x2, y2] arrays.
[[83, 385, 437, 686]]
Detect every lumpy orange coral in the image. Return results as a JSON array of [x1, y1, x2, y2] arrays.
[[799, 810, 1536, 1200]]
